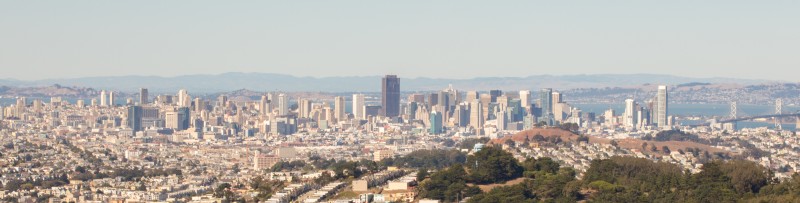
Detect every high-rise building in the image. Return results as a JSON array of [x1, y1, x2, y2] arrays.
[[539, 88, 553, 124], [519, 90, 531, 108], [656, 85, 669, 129], [140, 88, 149, 105], [100, 90, 108, 107], [496, 111, 507, 131], [278, 93, 290, 116], [298, 99, 312, 118], [489, 90, 503, 102], [334, 96, 346, 121], [178, 89, 191, 107], [430, 110, 443, 135], [624, 99, 637, 128], [470, 101, 484, 130], [353, 94, 365, 120], [108, 91, 116, 107], [127, 106, 143, 133], [408, 94, 425, 104], [381, 75, 400, 117], [466, 91, 478, 104]]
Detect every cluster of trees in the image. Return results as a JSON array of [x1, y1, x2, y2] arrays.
[[385, 149, 467, 169], [1, 174, 70, 191], [109, 167, 182, 181], [643, 130, 708, 144], [416, 145, 800, 203], [270, 160, 307, 172]]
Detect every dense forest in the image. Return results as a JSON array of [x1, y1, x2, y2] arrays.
[[415, 146, 800, 203]]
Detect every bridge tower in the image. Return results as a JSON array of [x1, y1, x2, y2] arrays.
[[775, 99, 783, 130], [729, 101, 737, 119]]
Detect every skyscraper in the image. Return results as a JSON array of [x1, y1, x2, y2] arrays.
[[278, 93, 290, 116], [489, 90, 503, 102], [381, 75, 400, 117], [519, 90, 531, 108], [657, 85, 669, 129], [108, 91, 115, 107], [430, 110, 443, 135], [140, 88, 149, 105], [334, 96, 346, 121], [540, 88, 553, 121], [299, 99, 311, 118], [470, 101, 484, 130], [127, 105, 143, 133], [624, 99, 637, 128], [353, 94, 365, 120], [100, 90, 108, 107]]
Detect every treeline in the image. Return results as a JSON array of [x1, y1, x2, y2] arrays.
[[382, 149, 467, 169], [417, 147, 800, 202]]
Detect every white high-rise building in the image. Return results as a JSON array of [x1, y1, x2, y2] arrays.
[[178, 89, 191, 107], [278, 93, 290, 116], [353, 94, 365, 120], [108, 91, 115, 107], [298, 99, 311, 118], [657, 85, 669, 129], [334, 96, 346, 121], [519, 90, 531, 108], [624, 99, 637, 128], [100, 90, 108, 107], [470, 101, 484, 129]]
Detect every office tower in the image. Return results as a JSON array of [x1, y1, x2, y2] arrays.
[[140, 88, 149, 105], [496, 111, 507, 131], [166, 111, 179, 129], [479, 94, 491, 121], [437, 91, 449, 112], [408, 94, 425, 104], [657, 85, 669, 129], [455, 104, 470, 127], [428, 93, 439, 106], [551, 91, 562, 109], [353, 94, 365, 120], [381, 75, 400, 117], [218, 95, 228, 108], [100, 90, 108, 107], [334, 96, 346, 121], [407, 102, 419, 120], [278, 93, 290, 116], [76, 100, 85, 108], [299, 99, 311, 118], [178, 89, 191, 107], [489, 90, 502, 102], [624, 99, 637, 128], [470, 101, 484, 129], [194, 98, 203, 112], [259, 95, 269, 116], [178, 107, 190, 130], [127, 105, 143, 132], [466, 91, 478, 103], [430, 110, 443, 135], [540, 88, 553, 123], [519, 90, 531, 108], [108, 91, 116, 107]]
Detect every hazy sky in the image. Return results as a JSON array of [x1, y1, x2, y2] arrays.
[[1, 1, 798, 81]]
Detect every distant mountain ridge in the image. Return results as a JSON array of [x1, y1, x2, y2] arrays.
[[0, 72, 776, 93]]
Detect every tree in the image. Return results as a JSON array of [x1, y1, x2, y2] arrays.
[[466, 147, 523, 184], [610, 140, 618, 147], [662, 146, 671, 154], [504, 139, 516, 147], [417, 169, 429, 182]]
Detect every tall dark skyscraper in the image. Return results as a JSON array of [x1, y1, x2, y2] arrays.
[[489, 90, 503, 102], [539, 88, 553, 122], [381, 75, 400, 117], [128, 105, 143, 133]]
